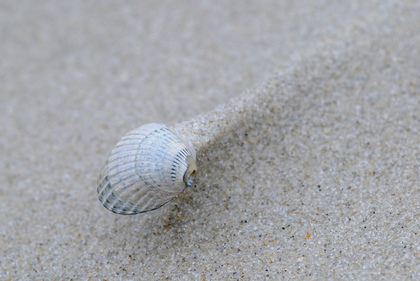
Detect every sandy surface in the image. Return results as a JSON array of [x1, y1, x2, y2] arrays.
[[1, 0, 419, 280]]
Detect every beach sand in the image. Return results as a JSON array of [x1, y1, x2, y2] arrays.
[[1, 1, 419, 279]]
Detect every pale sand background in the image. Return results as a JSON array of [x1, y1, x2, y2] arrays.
[[1, 1, 419, 280]]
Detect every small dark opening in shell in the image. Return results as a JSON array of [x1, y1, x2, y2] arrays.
[[185, 169, 197, 187]]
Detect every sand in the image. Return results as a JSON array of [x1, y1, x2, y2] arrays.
[[1, 0, 419, 280]]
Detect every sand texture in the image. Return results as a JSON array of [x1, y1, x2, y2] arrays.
[[1, 0, 419, 280]]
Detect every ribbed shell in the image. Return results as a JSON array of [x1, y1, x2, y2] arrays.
[[98, 123, 197, 215]]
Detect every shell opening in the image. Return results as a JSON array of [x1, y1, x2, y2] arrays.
[[183, 157, 198, 187]]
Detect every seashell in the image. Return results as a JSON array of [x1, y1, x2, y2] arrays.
[[97, 123, 197, 215]]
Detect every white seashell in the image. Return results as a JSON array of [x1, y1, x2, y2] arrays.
[[97, 123, 197, 215]]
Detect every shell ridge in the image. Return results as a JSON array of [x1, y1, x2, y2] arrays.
[[135, 129, 183, 193]]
